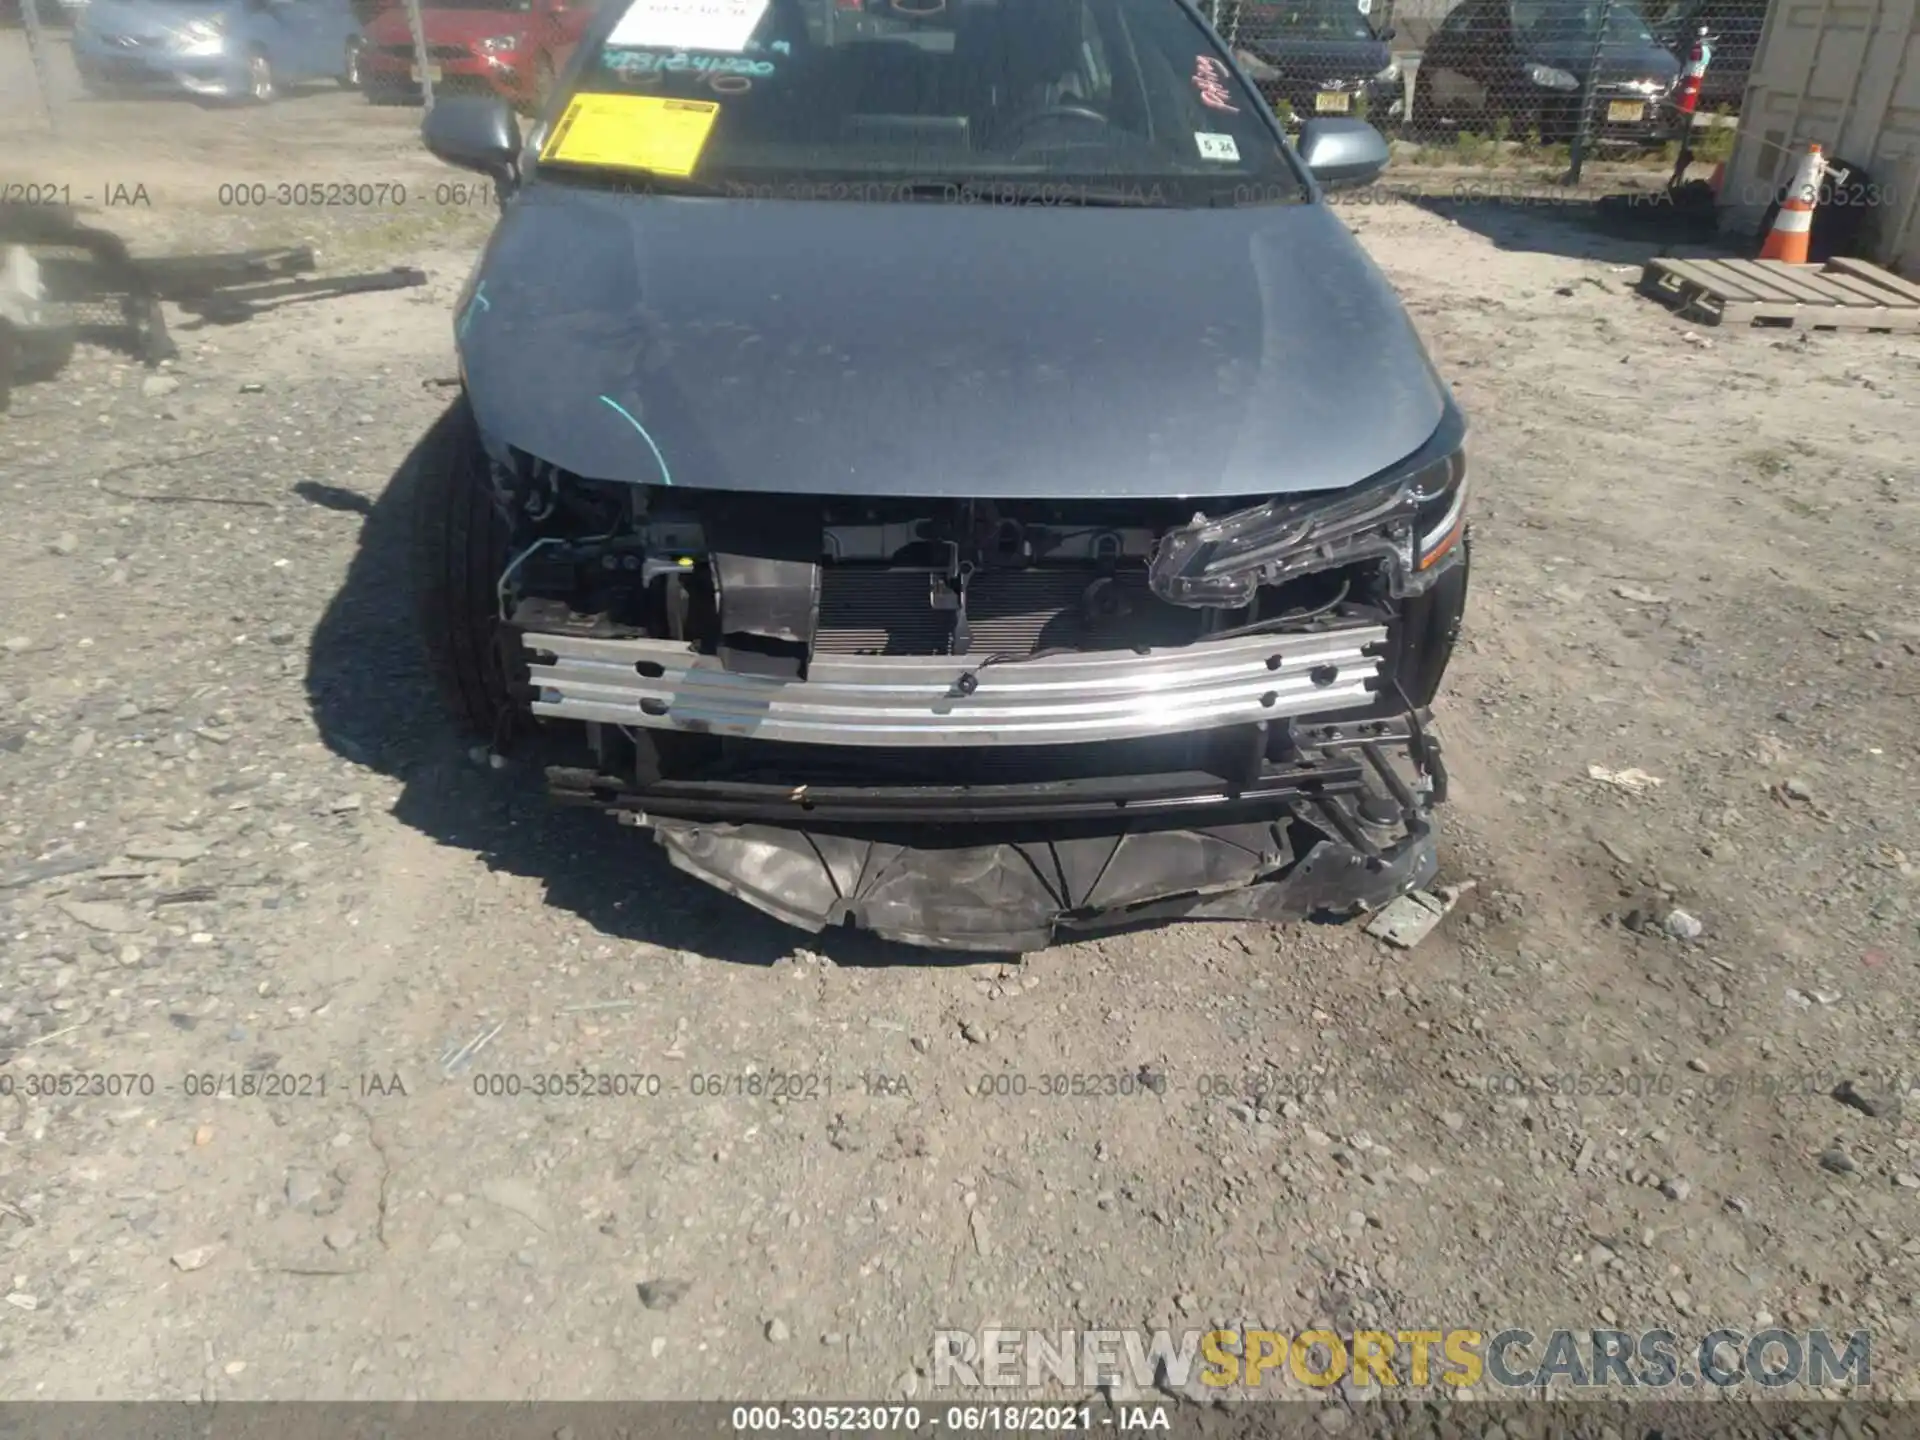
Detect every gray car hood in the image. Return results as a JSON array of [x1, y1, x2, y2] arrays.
[[458, 185, 1448, 501]]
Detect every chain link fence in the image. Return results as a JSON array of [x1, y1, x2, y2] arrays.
[[0, 0, 437, 135], [1211, 0, 1757, 180], [3, 0, 1755, 185]]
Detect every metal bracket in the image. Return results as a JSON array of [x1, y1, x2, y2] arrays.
[[929, 547, 974, 655]]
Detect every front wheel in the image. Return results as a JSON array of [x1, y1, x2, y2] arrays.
[[410, 396, 529, 744], [1408, 67, 1439, 137], [244, 48, 275, 103], [1533, 96, 1581, 146]]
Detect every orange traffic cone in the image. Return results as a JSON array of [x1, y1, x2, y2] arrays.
[[1759, 144, 1825, 264]]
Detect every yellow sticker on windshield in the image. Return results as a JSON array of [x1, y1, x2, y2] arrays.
[[540, 93, 721, 178]]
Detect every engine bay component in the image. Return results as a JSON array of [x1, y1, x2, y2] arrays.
[[449, 451, 1470, 949]]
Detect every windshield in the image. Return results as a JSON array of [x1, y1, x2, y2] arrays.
[[538, 0, 1303, 205], [1511, 0, 1654, 43], [380, 0, 531, 10], [1251, 0, 1374, 41]]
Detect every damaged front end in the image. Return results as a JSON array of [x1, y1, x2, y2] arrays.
[[486, 405, 1470, 951]]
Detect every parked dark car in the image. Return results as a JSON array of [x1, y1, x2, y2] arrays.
[[1218, 0, 1404, 126], [1654, 0, 1765, 113], [409, 0, 1471, 952], [1412, 0, 1683, 145]]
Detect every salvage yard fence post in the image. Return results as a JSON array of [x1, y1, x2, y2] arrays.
[[403, 0, 435, 111], [1565, 0, 1615, 184], [18, 0, 59, 134]]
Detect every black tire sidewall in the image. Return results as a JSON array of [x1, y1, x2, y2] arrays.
[[410, 394, 528, 742], [1410, 70, 1437, 135], [248, 49, 274, 103]]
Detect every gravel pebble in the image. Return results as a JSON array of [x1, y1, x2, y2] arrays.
[[1662, 909, 1704, 941], [636, 1279, 690, 1311]]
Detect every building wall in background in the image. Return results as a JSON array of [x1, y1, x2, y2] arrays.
[[1722, 0, 1920, 271]]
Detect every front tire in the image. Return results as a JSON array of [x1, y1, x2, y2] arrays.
[[245, 48, 275, 103], [76, 63, 117, 98], [1408, 67, 1440, 138], [410, 396, 527, 743], [1534, 96, 1580, 146]]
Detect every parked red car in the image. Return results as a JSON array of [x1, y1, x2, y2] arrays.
[[358, 0, 588, 110]]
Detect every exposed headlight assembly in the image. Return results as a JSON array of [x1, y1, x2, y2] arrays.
[[1148, 403, 1469, 609], [1412, 443, 1469, 572], [476, 33, 520, 52], [1374, 59, 1402, 82], [1526, 62, 1580, 89]]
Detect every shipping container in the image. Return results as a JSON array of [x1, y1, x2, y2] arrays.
[[1720, 0, 1920, 273]]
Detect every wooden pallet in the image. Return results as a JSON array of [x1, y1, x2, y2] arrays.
[[1638, 255, 1920, 331]]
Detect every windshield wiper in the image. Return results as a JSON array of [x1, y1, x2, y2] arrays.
[[534, 164, 729, 197], [535, 167, 1181, 206], [1207, 182, 1309, 207], [883, 180, 1175, 207]]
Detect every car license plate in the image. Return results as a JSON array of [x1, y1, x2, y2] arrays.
[[411, 64, 443, 82], [1606, 100, 1645, 122], [1315, 91, 1350, 113]]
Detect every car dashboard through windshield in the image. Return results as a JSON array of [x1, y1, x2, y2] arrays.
[[549, 0, 1296, 187]]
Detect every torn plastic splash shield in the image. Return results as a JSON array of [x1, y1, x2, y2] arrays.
[[1149, 399, 1467, 609], [649, 814, 1438, 951], [552, 716, 1447, 951]]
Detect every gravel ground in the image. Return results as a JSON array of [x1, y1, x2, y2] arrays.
[[2, 46, 1918, 1406]]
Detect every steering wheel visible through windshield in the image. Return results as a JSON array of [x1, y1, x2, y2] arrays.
[[534, 0, 1304, 205], [1260, 0, 1374, 40], [1511, 0, 1654, 42]]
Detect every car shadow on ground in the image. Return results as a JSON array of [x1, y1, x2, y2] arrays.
[[1401, 184, 1747, 266], [302, 404, 1003, 971]]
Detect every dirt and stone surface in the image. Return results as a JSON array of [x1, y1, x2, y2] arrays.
[[3, 39, 1919, 1405]]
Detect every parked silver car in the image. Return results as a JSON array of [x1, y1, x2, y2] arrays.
[[71, 0, 362, 101], [411, 0, 1472, 951]]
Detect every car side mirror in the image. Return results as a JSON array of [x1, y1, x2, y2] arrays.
[[1296, 116, 1389, 188], [423, 96, 524, 191], [1378, 25, 1395, 38]]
